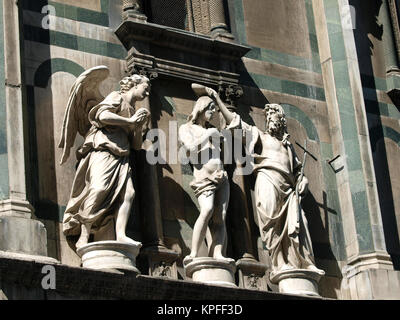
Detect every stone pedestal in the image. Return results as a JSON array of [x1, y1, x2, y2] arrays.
[[77, 241, 141, 274], [184, 257, 237, 288], [270, 268, 325, 297]]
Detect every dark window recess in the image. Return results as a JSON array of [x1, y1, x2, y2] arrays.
[[147, 0, 190, 31]]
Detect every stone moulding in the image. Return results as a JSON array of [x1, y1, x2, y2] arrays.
[[115, 19, 250, 87], [0, 199, 34, 218]]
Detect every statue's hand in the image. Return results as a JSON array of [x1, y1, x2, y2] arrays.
[[298, 176, 309, 196], [206, 87, 218, 100], [130, 108, 149, 126]]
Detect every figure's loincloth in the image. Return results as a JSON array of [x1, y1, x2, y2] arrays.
[[190, 169, 228, 198]]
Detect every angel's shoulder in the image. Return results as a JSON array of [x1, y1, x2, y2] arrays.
[[103, 91, 123, 105]]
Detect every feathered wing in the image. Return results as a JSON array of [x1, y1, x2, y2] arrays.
[[58, 65, 110, 165]]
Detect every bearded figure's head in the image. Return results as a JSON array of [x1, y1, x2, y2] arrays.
[[264, 104, 287, 137]]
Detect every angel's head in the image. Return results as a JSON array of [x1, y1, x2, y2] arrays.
[[119, 74, 150, 103]]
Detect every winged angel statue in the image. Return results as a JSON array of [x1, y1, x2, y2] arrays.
[[59, 66, 150, 250]]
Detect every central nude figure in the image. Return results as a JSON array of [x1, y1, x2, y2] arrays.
[[179, 84, 232, 264]]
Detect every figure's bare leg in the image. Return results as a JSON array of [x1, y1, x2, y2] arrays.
[[116, 178, 141, 246], [205, 226, 213, 257], [188, 192, 215, 259], [210, 181, 232, 261], [76, 222, 92, 249]]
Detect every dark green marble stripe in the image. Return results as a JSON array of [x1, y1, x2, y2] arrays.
[[370, 125, 400, 152], [22, 0, 109, 27], [23, 25, 126, 60], [241, 72, 325, 102], [34, 58, 85, 88], [282, 104, 320, 141]]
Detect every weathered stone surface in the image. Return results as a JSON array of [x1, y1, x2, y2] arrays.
[[0, 255, 325, 300], [0, 216, 48, 257]]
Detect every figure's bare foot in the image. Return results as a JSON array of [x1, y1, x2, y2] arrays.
[[117, 235, 142, 247], [280, 263, 295, 271], [183, 254, 196, 265], [306, 264, 323, 273], [213, 254, 235, 263]]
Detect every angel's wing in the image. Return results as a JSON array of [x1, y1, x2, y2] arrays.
[[58, 65, 110, 165]]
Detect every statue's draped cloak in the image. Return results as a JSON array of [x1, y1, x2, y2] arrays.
[[227, 113, 315, 272], [63, 91, 136, 236]]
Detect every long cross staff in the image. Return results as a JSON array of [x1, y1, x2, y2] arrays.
[[295, 140, 317, 232]]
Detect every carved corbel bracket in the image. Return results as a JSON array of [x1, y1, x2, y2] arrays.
[[139, 245, 180, 279], [236, 258, 268, 291]]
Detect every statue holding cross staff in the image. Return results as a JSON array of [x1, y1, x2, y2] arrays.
[[204, 88, 324, 283]]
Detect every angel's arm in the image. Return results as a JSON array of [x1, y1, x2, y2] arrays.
[[97, 110, 134, 127], [97, 107, 149, 129]]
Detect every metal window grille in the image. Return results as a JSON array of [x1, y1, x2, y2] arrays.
[[147, 0, 191, 31]]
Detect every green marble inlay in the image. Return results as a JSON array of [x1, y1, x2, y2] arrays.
[[232, 0, 247, 44], [370, 125, 400, 150], [100, 0, 109, 13], [361, 74, 387, 91], [365, 100, 400, 119], [34, 58, 85, 88], [24, 25, 126, 60], [22, 0, 109, 27], [352, 191, 374, 254], [243, 72, 325, 101], [343, 139, 363, 171], [281, 104, 320, 141], [323, 0, 375, 252], [386, 74, 400, 92]]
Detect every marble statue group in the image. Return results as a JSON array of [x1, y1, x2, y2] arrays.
[[59, 66, 324, 295]]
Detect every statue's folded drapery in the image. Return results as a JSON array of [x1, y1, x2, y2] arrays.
[[255, 168, 315, 273], [227, 112, 315, 272], [63, 91, 135, 236]]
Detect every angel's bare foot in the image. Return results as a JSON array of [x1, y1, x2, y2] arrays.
[[76, 223, 91, 249], [117, 235, 142, 247]]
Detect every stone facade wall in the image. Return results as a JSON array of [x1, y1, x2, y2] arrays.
[[0, 0, 397, 300]]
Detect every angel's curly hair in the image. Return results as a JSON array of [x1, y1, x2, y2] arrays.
[[119, 74, 149, 93]]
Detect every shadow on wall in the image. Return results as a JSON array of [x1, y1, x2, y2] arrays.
[[350, 0, 400, 269]]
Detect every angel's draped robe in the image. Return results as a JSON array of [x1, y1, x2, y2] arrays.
[[227, 114, 316, 274], [63, 91, 136, 237]]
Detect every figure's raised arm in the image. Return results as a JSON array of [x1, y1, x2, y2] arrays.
[[205, 87, 234, 125]]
